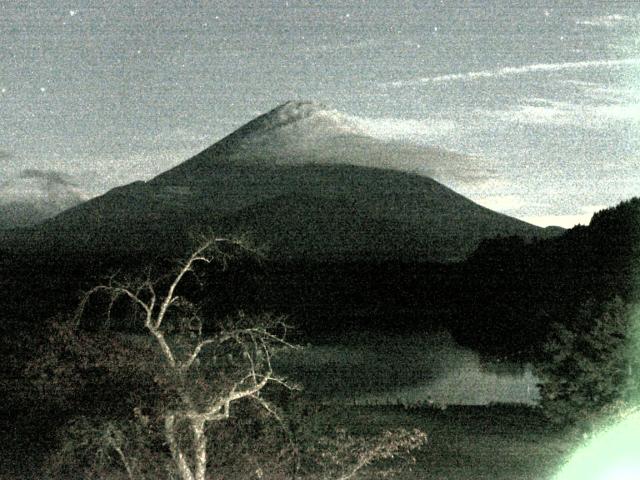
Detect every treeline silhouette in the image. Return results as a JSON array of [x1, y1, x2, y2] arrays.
[[1, 198, 638, 376]]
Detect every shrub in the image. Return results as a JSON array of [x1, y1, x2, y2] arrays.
[[536, 297, 636, 429]]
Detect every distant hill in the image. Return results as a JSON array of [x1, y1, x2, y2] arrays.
[[0, 171, 86, 229], [4, 101, 560, 262]]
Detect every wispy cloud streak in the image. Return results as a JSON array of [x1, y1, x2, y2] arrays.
[[388, 57, 640, 87], [575, 14, 638, 28], [19, 169, 77, 187]]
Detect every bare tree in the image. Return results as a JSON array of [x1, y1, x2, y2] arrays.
[[74, 238, 297, 480], [34, 237, 429, 479]]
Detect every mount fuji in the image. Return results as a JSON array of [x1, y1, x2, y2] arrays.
[[12, 102, 560, 262]]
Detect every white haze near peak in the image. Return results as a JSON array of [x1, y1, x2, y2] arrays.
[[238, 101, 457, 145], [1, 0, 639, 228], [226, 102, 484, 183]]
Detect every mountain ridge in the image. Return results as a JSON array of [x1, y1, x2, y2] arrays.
[[3, 102, 563, 261]]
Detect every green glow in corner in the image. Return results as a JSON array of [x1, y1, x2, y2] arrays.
[[553, 211, 640, 480], [553, 410, 640, 480]]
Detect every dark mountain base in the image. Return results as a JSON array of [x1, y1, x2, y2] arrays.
[[1, 198, 638, 390]]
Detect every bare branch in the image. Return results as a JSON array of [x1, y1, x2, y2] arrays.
[[149, 328, 176, 368], [75, 282, 154, 329], [105, 434, 136, 480], [154, 239, 219, 330], [198, 372, 272, 422], [253, 395, 283, 423], [65, 236, 300, 480], [181, 339, 218, 371]]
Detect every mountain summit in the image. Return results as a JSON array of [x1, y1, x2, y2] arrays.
[[226, 101, 349, 138], [153, 101, 478, 185], [19, 102, 559, 261]]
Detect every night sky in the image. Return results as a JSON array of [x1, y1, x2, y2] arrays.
[[1, 1, 638, 228]]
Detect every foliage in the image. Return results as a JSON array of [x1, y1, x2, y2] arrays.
[[44, 415, 165, 480], [25, 316, 162, 412], [29, 238, 427, 480], [304, 427, 428, 480], [536, 297, 636, 429], [28, 238, 298, 480], [44, 404, 297, 480]]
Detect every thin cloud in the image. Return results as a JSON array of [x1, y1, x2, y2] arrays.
[[349, 115, 456, 144], [0, 169, 88, 228], [476, 195, 526, 212], [562, 80, 640, 105], [485, 100, 640, 128], [487, 103, 574, 126], [387, 57, 640, 87], [575, 14, 638, 28], [228, 104, 490, 186], [19, 168, 77, 187]]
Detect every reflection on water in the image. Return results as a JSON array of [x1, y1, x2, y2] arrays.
[[276, 331, 540, 406]]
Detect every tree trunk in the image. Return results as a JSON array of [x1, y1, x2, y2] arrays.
[[192, 419, 208, 480], [165, 414, 195, 480]]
